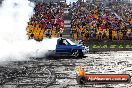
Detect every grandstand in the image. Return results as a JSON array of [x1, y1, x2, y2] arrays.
[[26, 1, 65, 41], [26, 0, 132, 42]]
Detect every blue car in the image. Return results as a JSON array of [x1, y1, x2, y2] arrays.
[[47, 38, 89, 58]]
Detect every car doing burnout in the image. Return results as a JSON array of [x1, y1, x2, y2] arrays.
[[47, 38, 89, 58]]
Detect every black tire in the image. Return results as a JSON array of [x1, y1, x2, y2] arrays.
[[72, 49, 80, 58], [72, 49, 83, 58]]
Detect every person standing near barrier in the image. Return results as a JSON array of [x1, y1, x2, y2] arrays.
[[58, 29, 63, 37]]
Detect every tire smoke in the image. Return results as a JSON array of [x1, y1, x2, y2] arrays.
[[0, 0, 57, 63]]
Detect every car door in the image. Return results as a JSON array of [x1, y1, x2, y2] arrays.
[[56, 39, 72, 54]]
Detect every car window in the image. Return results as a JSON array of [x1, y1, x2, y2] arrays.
[[58, 39, 67, 45], [67, 39, 75, 45], [58, 39, 64, 45], [63, 40, 68, 45]]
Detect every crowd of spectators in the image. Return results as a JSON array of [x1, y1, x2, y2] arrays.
[[26, 1, 131, 42], [26, 2, 64, 41], [112, 3, 132, 26], [70, 2, 132, 42]]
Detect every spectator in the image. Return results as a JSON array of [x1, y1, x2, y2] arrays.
[[26, 2, 64, 40]]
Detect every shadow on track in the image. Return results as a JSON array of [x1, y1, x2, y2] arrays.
[[34, 55, 88, 60]]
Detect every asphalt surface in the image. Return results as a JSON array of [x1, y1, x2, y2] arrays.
[[0, 51, 132, 88]]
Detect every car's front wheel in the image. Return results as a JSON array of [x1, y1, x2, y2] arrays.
[[72, 49, 84, 58], [72, 49, 79, 58]]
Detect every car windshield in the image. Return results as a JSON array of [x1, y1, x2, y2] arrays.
[[67, 39, 76, 45]]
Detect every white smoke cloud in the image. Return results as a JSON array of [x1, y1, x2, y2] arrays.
[[0, 0, 57, 63]]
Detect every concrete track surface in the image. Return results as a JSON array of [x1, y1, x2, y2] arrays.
[[0, 51, 132, 88]]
